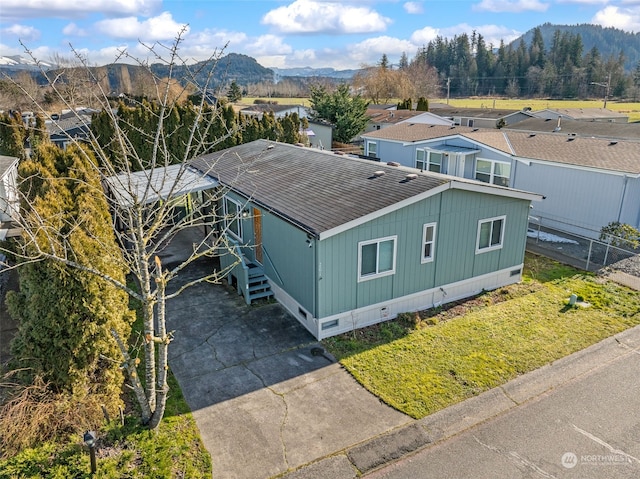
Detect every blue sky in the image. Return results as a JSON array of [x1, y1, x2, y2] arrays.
[[0, 0, 636, 70]]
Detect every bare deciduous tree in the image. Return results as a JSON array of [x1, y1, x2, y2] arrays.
[[2, 30, 242, 429]]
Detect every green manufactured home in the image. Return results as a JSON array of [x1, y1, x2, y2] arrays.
[[191, 140, 542, 339]]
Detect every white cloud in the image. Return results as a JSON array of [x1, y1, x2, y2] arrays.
[[62, 23, 87, 37], [1, 0, 160, 21], [346, 36, 418, 66], [412, 23, 521, 47], [261, 0, 391, 34], [592, 5, 640, 31], [1, 24, 40, 41], [410, 26, 441, 44], [404, 2, 424, 14], [473, 0, 549, 13], [246, 35, 293, 56], [94, 12, 189, 41]]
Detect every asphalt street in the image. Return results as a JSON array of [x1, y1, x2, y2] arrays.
[[365, 337, 640, 479]]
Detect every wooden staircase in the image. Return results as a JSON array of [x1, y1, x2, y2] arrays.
[[245, 262, 274, 304]]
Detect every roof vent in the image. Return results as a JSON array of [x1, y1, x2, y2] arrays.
[[609, 140, 618, 145], [387, 161, 400, 167], [373, 170, 385, 177], [405, 173, 418, 180], [529, 133, 536, 137], [567, 137, 575, 142], [472, 128, 479, 132], [266, 144, 275, 150]]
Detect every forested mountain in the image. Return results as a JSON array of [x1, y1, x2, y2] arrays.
[[517, 23, 640, 73], [420, 24, 640, 99], [0, 53, 274, 97]]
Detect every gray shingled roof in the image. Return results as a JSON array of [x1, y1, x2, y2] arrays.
[[362, 123, 640, 175], [534, 107, 628, 120], [190, 140, 450, 236], [506, 117, 640, 141], [428, 107, 523, 119]]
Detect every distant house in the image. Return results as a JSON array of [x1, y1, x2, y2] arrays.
[[45, 115, 92, 149], [44, 108, 98, 149], [305, 120, 333, 150], [239, 103, 310, 120], [428, 106, 535, 128], [191, 140, 541, 339], [532, 108, 628, 123], [0, 155, 19, 242], [362, 109, 452, 138], [362, 123, 640, 238]]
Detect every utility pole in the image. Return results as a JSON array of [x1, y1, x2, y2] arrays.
[[591, 72, 611, 109]]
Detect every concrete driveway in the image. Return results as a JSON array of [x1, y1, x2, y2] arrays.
[[164, 252, 411, 479]]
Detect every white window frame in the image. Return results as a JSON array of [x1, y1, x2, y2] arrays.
[[367, 141, 378, 158], [475, 159, 511, 187], [421, 223, 437, 263], [476, 215, 506, 253], [358, 235, 397, 282], [416, 149, 443, 173], [223, 196, 243, 241]]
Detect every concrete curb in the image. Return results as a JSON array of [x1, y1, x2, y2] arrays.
[[279, 324, 640, 478]]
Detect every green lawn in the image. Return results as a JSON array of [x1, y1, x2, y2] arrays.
[[323, 254, 640, 419], [0, 288, 212, 479]]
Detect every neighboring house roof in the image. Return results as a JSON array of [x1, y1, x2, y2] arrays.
[[532, 108, 628, 121], [505, 117, 640, 141], [190, 139, 541, 239], [46, 115, 92, 139], [362, 123, 640, 175], [366, 108, 425, 125], [240, 104, 307, 115], [104, 164, 219, 207], [367, 104, 397, 110], [0, 155, 17, 178], [428, 106, 524, 120]]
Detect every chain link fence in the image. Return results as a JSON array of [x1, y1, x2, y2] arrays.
[[526, 220, 639, 274]]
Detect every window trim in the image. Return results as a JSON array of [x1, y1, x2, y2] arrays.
[[367, 141, 378, 158], [476, 215, 506, 254], [421, 223, 437, 263], [415, 149, 443, 173], [223, 196, 243, 241], [475, 158, 511, 187], [357, 235, 397, 282]]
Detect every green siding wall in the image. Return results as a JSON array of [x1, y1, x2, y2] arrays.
[[252, 209, 316, 313], [220, 192, 316, 314], [317, 189, 530, 318]]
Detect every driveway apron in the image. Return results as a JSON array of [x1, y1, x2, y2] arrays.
[[164, 254, 411, 479]]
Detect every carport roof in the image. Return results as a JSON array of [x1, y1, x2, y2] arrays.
[[105, 163, 219, 207], [190, 139, 540, 239]]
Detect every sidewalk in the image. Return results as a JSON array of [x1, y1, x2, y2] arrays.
[[281, 323, 640, 478]]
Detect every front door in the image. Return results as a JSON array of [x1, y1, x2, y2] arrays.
[[253, 208, 263, 264]]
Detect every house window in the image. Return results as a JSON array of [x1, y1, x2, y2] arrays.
[[422, 223, 437, 263], [358, 236, 397, 281], [223, 196, 243, 240], [416, 150, 443, 173], [475, 159, 511, 187], [476, 216, 505, 253], [367, 141, 378, 158]]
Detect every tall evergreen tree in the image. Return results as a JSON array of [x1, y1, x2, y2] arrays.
[[309, 83, 369, 144], [7, 143, 134, 415]]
